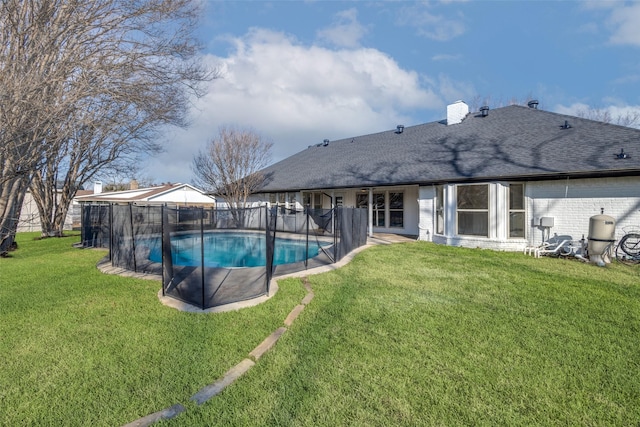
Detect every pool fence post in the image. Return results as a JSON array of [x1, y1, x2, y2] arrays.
[[305, 205, 309, 268], [109, 203, 113, 262], [200, 206, 205, 310], [161, 205, 165, 297], [265, 204, 275, 294], [129, 203, 137, 272], [334, 207, 339, 261]]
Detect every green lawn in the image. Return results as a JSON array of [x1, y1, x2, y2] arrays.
[[2, 233, 639, 426]]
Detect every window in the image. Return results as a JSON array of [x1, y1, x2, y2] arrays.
[[269, 193, 276, 204], [373, 193, 385, 227], [302, 192, 311, 207], [313, 193, 322, 210], [356, 191, 404, 229], [389, 192, 404, 228], [509, 183, 525, 238], [435, 185, 444, 234], [356, 193, 368, 209], [335, 195, 343, 207], [457, 184, 488, 237]]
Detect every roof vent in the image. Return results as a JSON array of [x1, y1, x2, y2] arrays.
[[446, 100, 469, 126], [616, 148, 630, 159], [527, 100, 539, 109], [561, 120, 572, 129], [323, 139, 330, 146], [480, 106, 489, 117], [395, 125, 405, 134]]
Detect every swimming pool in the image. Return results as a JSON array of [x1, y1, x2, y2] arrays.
[[148, 231, 330, 268]]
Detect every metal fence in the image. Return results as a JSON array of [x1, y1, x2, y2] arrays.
[[80, 203, 368, 309]]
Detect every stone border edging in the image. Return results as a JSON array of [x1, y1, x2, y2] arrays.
[[121, 275, 319, 427], [120, 237, 406, 426]]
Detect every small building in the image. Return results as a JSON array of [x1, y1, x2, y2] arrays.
[[74, 182, 216, 207], [250, 101, 640, 251], [17, 189, 74, 233]]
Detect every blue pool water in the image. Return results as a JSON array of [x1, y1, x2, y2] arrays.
[[148, 232, 329, 268]]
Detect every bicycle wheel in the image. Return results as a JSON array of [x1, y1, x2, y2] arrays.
[[616, 233, 640, 264]]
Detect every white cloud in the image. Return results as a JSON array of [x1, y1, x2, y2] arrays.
[[143, 28, 445, 183], [396, 3, 465, 41], [611, 73, 640, 85], [436, 73, 475, 106], [553, 102, 591, 116], [554, 101, 640, 128], [317, 8, 368, 48], [607, 3, 640, 46], [431, 53, 462, 62]]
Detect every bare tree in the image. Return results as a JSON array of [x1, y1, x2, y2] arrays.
[[191, 126, 273, 224], [573, 106, 640, 128], [0, 0, 214, 248]]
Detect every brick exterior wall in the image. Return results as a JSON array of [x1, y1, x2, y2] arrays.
[[526, 176, 640, 246], [418, 176, 640, 251]]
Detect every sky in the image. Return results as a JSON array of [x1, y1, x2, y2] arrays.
[[140, 0, 640, 185]]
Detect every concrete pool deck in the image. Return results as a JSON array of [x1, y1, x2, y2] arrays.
[[115, 233, 415, 426]]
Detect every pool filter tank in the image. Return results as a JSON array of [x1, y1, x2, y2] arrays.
[[587, 214, 616, 266]]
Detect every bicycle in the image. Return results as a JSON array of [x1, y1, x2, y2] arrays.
[[615, 227, 640, 264]]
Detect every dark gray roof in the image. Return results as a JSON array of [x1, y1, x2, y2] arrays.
[[257, 105, 640, 192]]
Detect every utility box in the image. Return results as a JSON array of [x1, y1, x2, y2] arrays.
[[540, 217, 554, 228]]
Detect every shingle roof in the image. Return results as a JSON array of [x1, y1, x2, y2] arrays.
[[257, 105, 640, 192], [74, 183, 215, 204], [75, 183, 179, 202]]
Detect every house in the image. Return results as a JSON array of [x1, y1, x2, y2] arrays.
[[74, 181, 216, 207], [251, 101, 640, 251], [17, 189, 74, 232]]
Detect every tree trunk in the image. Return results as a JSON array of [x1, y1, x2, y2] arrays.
[[0, 176, 28, 254]]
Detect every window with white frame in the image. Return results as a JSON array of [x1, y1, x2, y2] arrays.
[[356, 191, 404, 229], [508, 183, 525, 238], [457, 184, 489, 237], [373, 193, 385, 227], [313, 193, 322, 210], [389, 192, 404, 228]]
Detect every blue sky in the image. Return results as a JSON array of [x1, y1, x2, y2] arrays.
[[143, 1, 640, 184]]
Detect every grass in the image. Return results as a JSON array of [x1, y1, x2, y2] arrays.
[[0, 233, 304, 426], [2, 234, 640, 426]]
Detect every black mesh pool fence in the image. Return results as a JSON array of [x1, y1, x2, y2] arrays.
[[80, 204, 111, 248], [80, 203, 368, 309]]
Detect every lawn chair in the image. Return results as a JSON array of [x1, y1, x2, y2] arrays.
[[525, 234, 583, 258]]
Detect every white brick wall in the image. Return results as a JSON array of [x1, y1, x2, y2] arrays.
[[418, 176, 640, 251], [527, 176, 640, 246]]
